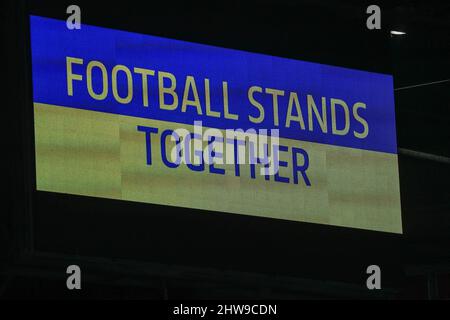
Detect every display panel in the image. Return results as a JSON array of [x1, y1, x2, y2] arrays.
[[30, 15, 402, 233]]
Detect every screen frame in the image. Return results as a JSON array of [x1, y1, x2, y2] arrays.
[[10, 1, 408, 291]]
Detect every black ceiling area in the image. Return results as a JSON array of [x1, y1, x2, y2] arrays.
[[1, 0, 449, 300]]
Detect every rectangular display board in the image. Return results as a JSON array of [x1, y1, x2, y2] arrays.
[[30, 15, 402, 233]]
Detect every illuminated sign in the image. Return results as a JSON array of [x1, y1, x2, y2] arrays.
[[30, 15, 402, 233]]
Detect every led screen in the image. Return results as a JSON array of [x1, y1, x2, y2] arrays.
[[30, 15, 402, 233]]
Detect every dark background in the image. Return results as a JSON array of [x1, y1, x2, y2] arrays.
[[1, 0, 449, 299]]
